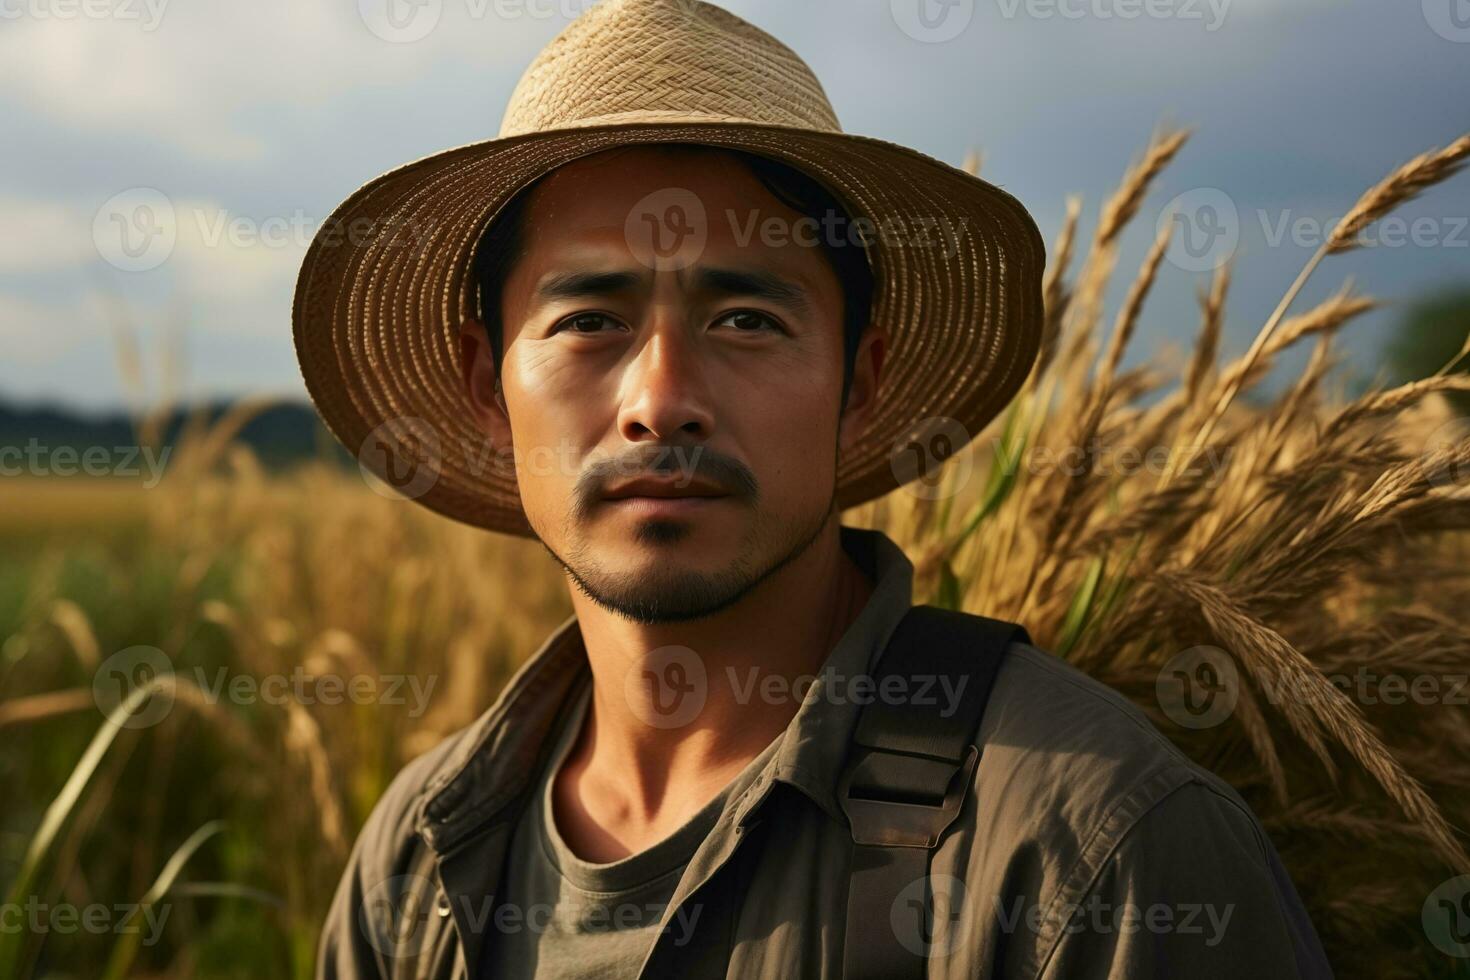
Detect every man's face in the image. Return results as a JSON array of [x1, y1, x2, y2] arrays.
[[461, 145, 883, 623]]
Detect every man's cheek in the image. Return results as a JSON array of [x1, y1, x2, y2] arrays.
[[509, 439, 561, 503], [765, 449, 834, 500]]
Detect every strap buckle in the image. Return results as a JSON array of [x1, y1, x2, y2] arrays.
[[838, 743, 978, 848]]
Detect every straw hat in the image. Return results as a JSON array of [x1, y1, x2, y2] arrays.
[[292, 0, 1045, 538]]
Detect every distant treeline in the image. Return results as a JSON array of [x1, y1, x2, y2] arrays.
[[0, 398, 356, 472]]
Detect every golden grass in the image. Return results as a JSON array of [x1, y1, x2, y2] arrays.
[[845, 125, 1470, 977]]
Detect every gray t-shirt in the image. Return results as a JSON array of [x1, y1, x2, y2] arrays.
[[482, 681, 784, 978]]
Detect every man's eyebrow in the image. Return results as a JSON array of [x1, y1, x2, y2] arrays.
[[533, 270, 643, 304], [694, 267, 813, 317], [529, 266, 815, 316]]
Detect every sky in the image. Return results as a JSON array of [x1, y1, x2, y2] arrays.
[[3, 0, 1468, 415]]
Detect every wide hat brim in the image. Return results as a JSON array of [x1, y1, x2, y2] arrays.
[[292, 117, 1046, 538]]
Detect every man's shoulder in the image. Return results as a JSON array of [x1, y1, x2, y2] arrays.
[[968, 639, 1269, 884], [979, 639, 1244, 807], [347, 725, 477, 873], [960, 640, 1330, 977], [347, 626, 584, 868]]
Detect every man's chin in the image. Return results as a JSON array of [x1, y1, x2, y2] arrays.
[[572, 567, 757, 625], [539, 500, 834, 624]]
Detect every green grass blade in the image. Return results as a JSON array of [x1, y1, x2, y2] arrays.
[[100, 821, 225, 980], [1057, 555, 1107, 657], [0, 675, 172, 977]]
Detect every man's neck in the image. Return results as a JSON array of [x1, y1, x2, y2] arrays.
[[551, 519, 875, 862]]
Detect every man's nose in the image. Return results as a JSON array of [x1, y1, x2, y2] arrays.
[[615, 319, 715, 443]]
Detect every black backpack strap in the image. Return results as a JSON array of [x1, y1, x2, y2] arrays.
[[839, 604, 1031, 980]]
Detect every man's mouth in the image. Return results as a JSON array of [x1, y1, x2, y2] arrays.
[[602, 476, 731, 501], [600, 475, 734, 518]]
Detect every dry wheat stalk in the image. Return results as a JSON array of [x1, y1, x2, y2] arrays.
[[1067, 127, 1190, 356], [1172, 134, 1470, 483], [1147, 570, 1470, 871], [1096, 216, 1173, 397], [1329, 134, 1470, 252], [1097, 127, 1192, 248], [1184, 262, 1229, 410], [1034, 195, 1082, 382]]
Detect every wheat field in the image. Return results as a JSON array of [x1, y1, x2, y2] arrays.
[[2, 129, 1469, 978]]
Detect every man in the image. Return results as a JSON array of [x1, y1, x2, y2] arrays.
[[294, 0, 1332, 976]]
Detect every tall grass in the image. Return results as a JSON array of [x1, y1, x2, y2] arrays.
[[1, 442, 571, 975], [857, 127, 1470, 976], [2, 127, 1469, 977]]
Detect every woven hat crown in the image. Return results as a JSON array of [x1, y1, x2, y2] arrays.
[[498, 0, 842, 138]]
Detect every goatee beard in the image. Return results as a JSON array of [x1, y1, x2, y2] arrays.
[[544, 498, 835, 625]]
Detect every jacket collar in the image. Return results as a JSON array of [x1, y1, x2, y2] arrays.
[[414, 524, 917, 853]]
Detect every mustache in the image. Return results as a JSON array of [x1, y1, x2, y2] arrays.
[[572, 444, 758, 518]]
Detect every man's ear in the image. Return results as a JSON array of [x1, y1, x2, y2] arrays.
[[838, 324, 886, 457], [458, 317, 512, 453]]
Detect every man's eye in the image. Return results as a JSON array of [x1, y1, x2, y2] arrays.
[[714, 310, 782, 333], [553, 313, 621, 335]]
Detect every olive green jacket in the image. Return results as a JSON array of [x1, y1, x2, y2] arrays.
[[317, 526, 1332, 979]]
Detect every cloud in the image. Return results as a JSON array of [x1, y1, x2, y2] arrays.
[[0, 196, 95, 273], [0, 0, 540, 164], [0, 289, 108, 362], [1, 189, 297, 290]]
